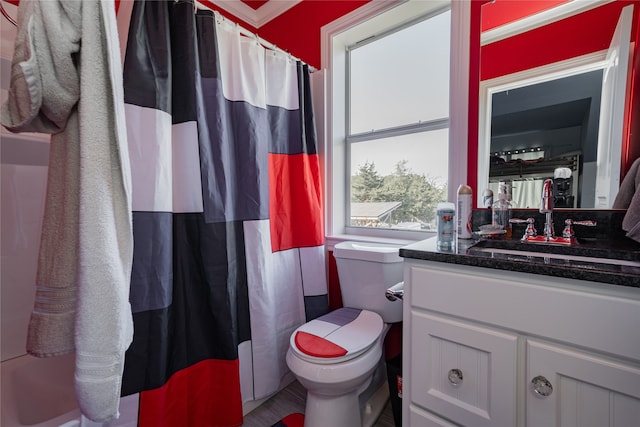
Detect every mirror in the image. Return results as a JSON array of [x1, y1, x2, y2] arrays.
[[486, 68, 603, 209], [477, 1, 636, 209]]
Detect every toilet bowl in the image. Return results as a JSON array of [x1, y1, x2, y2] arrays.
[[286, 241, 403, 427]]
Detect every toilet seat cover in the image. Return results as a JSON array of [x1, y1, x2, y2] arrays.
[[290, 308, 383, 364]]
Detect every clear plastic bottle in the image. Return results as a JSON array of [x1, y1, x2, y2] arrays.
[[482, 188, 494, 208], [492, 189, 512, 238]]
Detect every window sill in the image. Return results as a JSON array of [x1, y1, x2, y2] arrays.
[[325, 231, 435, 251]]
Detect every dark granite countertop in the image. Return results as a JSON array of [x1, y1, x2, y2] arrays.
[[399, 235, 640, 288]]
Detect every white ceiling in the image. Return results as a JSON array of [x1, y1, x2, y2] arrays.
[[207, 0, 302, 28]]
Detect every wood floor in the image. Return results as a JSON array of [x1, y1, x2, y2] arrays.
[[241, 380, 399, 427]]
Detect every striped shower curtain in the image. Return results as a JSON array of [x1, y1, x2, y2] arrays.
[[120, 1, 326, 425]]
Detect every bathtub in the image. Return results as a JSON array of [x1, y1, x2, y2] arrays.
[[1, 353, 139, 427]]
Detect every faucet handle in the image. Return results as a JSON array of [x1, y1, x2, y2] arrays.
[[562, 219, 597, 238], [572, 220, 597, 227], [510, 217, 537, 239]]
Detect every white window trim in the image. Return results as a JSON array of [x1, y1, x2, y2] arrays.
[[320, 0, 469, 244]]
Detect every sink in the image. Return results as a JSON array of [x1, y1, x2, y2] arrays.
[[468, 239, 640, 268]]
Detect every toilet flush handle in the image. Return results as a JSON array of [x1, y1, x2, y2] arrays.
[[385, 281, 404, 301]]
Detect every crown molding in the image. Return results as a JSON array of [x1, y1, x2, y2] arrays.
[[481, 0, 614, 46], [208, 0, 302, 28]]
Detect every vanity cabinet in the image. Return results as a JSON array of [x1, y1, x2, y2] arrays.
[[526, 339, 640, 426], [401, 259, 640, 427]]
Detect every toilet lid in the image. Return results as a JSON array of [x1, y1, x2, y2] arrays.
[[290, 308, 383, 364]]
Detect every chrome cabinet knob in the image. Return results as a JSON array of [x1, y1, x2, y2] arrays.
[[448, 369, 463, 386], [531, 375, 553, 397]]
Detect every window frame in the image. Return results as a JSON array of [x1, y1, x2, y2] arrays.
[[321, 0, 469, 244]]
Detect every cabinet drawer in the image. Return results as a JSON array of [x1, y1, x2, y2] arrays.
[[409, 311, 517, 427], [406, 261, 640, 362]]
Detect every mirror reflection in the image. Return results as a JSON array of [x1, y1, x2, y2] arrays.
[[477, 2, 635, 210], [488, 69, 603, 209]]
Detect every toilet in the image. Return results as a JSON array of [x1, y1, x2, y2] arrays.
[[286, 241, 403, 427]]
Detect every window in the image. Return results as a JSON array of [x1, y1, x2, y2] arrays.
[[347, 9, 450, 233], [325, 0, 467, 240]]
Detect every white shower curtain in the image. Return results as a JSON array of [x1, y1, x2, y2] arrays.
[[120, 1, 327, 425]]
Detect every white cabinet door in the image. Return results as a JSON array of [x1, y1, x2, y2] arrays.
[[527, 339, 640, 427], [409, 405, 460, 427], [409, 312, 518, 427]]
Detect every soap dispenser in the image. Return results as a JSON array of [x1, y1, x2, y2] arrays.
[[492, 185, 512, 238]]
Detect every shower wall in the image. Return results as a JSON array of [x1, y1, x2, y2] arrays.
[[1, 56, 50, 361], [0, 134, 49, 361]]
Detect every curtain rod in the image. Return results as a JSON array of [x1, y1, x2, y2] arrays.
[[193, 0, 317, 72]]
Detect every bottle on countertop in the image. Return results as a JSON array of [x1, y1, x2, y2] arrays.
[[436, 202, 456, 250], [457, 184, 473, 239], [492, 185, 512, 238]]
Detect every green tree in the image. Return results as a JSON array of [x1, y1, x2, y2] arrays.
[[351, 160, 447, 228], [351, 161, 384, 202], [379, 161, 447, 225]]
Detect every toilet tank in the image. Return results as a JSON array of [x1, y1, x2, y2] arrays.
[[333, 241, 404, 323]]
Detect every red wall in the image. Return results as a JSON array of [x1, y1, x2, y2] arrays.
[[480, 1, 639, 81], [480, 0, 570, 32]]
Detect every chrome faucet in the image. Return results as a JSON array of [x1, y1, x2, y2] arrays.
[[540, 178, 554, 240], [510, 178, 597, 245]]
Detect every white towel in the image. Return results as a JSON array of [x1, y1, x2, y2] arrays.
[[1, 0, 134, 422], [2, 0, 82, 359]]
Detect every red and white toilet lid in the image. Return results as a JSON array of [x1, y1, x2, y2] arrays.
[[290, 308, 383, 364]]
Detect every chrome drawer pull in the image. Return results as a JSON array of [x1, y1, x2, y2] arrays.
[[531, 375, 553, 397], [448, 368, 463, 386]]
